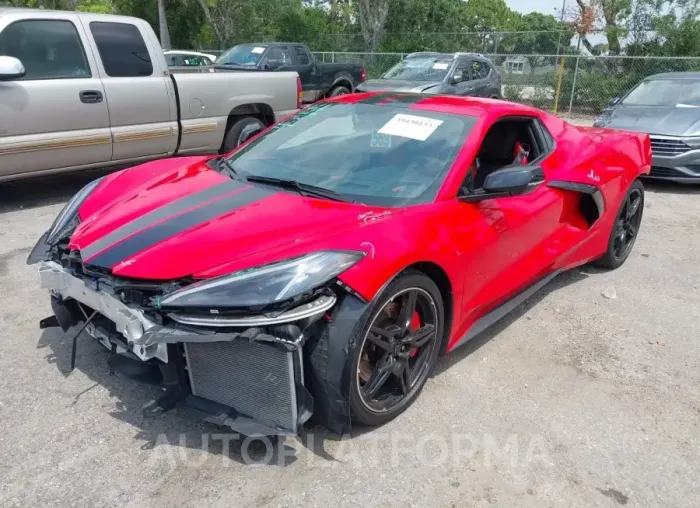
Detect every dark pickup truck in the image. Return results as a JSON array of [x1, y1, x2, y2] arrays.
[[216, 42, 366, 103]]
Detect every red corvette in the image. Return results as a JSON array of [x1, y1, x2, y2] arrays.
[[29, 92, 651, 436]]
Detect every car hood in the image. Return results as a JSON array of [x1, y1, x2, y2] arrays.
[[69, 157, 395, 280], [357, 78, 442, 93], [603, 104, 700, 136]]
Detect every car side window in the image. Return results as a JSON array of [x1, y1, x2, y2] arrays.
[[294, 45, 310, 65], [89, 21, 153, 77], [0, 19, 91, 80], [265, 46, 292, 68], [471, 60, 490, 80], [451, 61, 471, 83]]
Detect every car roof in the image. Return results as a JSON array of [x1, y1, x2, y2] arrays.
[[406, 51, 488, 60], [646, 72, 700, 80], [331, 91, 539, 117], [0, 6, 140, 22], [164, 50, 212, 56]]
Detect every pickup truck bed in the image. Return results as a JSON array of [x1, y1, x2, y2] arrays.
[[0, 8, 300, 182]]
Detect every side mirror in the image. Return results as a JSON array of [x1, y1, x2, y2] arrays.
[[483, 165, 544, 194], [460, 165, 545, 202], [0, 56, 26, 81], [607, 97, 620, 107], [266, 60, 282, 70]]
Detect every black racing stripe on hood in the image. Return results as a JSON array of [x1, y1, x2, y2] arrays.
[[85, 185, 275, 269], [80, 179, 248, 260]]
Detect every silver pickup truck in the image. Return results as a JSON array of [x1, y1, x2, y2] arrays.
[[0, 8, 300, 182]]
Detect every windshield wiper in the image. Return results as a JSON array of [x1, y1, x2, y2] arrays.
[[209, 156, 240, 178], [245, 175, 350, 203]]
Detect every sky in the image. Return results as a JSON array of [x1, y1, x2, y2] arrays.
[[506, 0, 566, 16]]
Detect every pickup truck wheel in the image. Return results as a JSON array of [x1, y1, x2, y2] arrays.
[[221, 116, 266, 153], [328, 85, 350, 97]]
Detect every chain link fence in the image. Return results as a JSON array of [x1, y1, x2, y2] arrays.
[[313, 51, 700, 116]]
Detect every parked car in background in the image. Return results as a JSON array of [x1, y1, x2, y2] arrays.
[[0, 8, 300, 182], [163, 50, 216, 67], [356, 52, 502, 99], [594, 72, 700, 184], [216, 42, 366, 103]]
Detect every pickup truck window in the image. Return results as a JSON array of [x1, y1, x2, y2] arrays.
[[0, 20, 90, 80], [293, 46, 310, 65], [265, 47, 292, 68], [89, 22, 153, 77]]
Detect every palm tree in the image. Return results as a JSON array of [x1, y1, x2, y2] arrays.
[[158, 0, 172, 50]]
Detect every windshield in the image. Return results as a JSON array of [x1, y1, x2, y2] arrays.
[[622, 78, 700, 107], [382, 57, 453, 82], [226, 102, 476, 206], [216, 44, 266, 66]]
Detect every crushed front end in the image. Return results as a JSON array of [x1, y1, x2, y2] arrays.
[[30, 227, 367, 437]]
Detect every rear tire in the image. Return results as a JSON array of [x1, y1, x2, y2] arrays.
[[328, 85, 350, 97], [593, 179, 645, 269], [221, 116, 265, 153]]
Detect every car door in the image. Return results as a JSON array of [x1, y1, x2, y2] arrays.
[[0, 12, 111, 178], [467, 60, 492, 97], [289, 45, 321, 103], [448, 59, 477, 97], [455, 115, 564, 329], [79, 17, 177, 161]]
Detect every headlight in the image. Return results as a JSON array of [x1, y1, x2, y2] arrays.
[[46, 177, 104, 244], [160, 250, 365, 308]]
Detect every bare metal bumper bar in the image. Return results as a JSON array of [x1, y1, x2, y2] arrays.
[[38, 261, 332, 360]]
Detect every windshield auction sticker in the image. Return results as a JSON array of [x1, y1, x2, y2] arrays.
[[378, 114, 444, 141], [252, 47, 266, 54]]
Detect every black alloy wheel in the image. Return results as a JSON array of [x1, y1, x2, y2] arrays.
[[349, 271, 444, 426], [594, 179, 645, 269]]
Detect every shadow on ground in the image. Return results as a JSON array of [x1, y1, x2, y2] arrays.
[[35, 269, 590, 468], [0, 168, 114, 215]]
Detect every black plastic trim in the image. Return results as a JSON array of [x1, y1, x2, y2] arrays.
[[548, 180, 605, 226], [452, 270, 562, 350]]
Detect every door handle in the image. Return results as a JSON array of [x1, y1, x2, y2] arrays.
[[79, 90, 103, 104]]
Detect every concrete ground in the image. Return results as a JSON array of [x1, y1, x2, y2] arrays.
[[1, 165, 699, 507]]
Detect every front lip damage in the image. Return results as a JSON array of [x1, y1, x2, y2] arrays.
[[38, 260, 335, 361]]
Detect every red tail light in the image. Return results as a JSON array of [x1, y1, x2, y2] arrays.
[[360, 68, 366, 82], [296, 76, 303, 109]]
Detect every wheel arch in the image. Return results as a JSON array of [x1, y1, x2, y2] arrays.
[[326, 74, 354, 97], [226, 103, 275, 130], [365, 260, 455, 357]]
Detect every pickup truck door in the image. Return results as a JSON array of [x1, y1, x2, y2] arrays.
[[288, 45, 321, 103], [0, 11, 112, 178], [78, 16, 178, 161]]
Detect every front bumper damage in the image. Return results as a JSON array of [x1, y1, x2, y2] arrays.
[[37, 260, 362, 437]]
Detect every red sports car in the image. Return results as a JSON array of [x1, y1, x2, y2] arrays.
[[29, 92, 651, 436]]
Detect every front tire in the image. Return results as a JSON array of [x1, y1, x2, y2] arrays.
[[348, 270, 444, 427], [594, 179, 645, 269], [221, 116, 265, 153]]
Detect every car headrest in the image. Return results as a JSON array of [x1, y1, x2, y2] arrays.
[[479, 124, 518, 161]]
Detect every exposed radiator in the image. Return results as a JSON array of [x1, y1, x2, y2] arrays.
[[184, 340, 299, 432]]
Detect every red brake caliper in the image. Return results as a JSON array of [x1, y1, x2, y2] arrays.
[[409, 312, 421, 357]]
